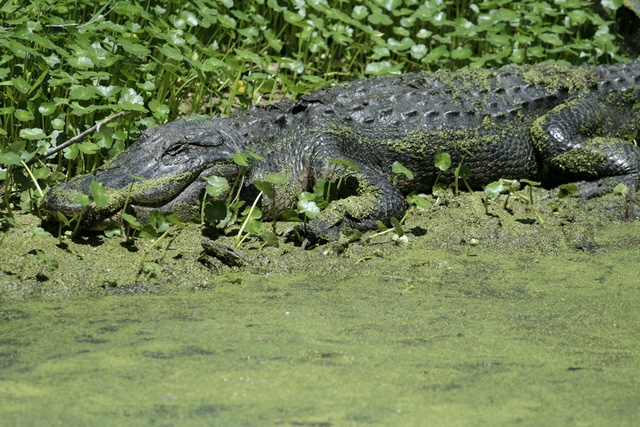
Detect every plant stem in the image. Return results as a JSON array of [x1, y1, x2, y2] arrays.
[[235, 191, 263, 247]]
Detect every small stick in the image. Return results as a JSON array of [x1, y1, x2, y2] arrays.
[[46, 0, 117, 29], [29, 111, 126, 165]]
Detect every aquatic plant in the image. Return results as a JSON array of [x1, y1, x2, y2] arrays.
[[235, 173, 288, 248], [134, 211, 186, 279], [432, 152, 452, 203], [483, 178, 544, 224], [0, 0, 630, 224], [557, 183, 578, 212]]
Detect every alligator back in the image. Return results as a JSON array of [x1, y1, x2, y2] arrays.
[[268, 62, 640, 193]]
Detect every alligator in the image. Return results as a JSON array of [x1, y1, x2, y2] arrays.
[[41, 61, 640, 241]]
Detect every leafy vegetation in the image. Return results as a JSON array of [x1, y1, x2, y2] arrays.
[[0, 0, 634, 245]]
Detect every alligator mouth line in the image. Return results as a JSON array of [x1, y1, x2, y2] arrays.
[[43, 170, 207, 228]]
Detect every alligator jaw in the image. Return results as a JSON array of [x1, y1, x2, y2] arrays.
[[40, 169, 202, 230]]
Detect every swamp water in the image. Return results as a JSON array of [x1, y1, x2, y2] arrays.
[[1, 198, 639, 426]]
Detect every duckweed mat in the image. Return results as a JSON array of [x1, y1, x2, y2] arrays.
[[1, 191, 639, 426]]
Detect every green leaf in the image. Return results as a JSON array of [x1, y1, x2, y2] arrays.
[[0, 106, 15, 115], [68, 56, 94, 69], [297, 199, 320, 220], [330, 158, 361, 171], [267, 0, 287, 12], [519, 178, 541, 187], [557, 183, 578, 199], [352, 5, 369, 20], [235, 48, 263, 65], [392, 161, 414, 180], [38, 102, 57, 116], [14, 109, 35, 121], [313, 179, 328, 199], [202, 57, 227, 72], [538, 33, 563, 46], [387, 37, 414, 51], [264, 173, 288, 185], [147, 211, 172, 233], [89, 180, 107, 207], [503, 179, 521, 192], [118, 88, 146, 111], [158, 45, 183, 61], [613, 183, 628, 197], [29, 225, 46, 237], [244, 219, 262, 235], [19, 128, 46, 140], [116, 37, 152, 57], [376, 221, 388, 231], [340, 227, 362, 242], [432, 183, 447, 197], [406, 193, 430, 210], [434, 153, 451, 171], [204, 200, 230, 223], [122, 212, 142, 229], [217, 14, 237, 28], [484, 181, 506, 200], [149, 99, 170, 119], [365, 61, 402, 75], [390, 217, 403, 237], [73, 192, 92, 206], [0, 151, 22, 166], [260, 230, 279, 248], [139, 225, 158, 240], [79, 141, 99, 154], [69, 85, 97, 100], [11, 77, 31, 94], [95, 85, 120, 98], [254, 180, 275, 199], [242, 206, 262, 221], [204, 175, 230, 197], [455, 164, 471, 179], [233, 152, 249, 166], [32, 166, 51, 180], [104, 227, 121, 238], [279, 208, 302, 222], [36, 250, 59, 268], [451, 46, 473, 60], [298, 191, 316, 202], [247, 151, 265, 162]]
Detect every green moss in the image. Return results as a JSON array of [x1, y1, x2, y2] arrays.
[[516, 64, 599, 92]]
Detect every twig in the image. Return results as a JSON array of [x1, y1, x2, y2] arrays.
[[46, 0, 117, 29], [28, 111, 126, 165]]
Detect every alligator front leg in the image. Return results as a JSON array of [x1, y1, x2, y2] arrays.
[[531, 90, 640, 196], [254, 130, 409, 242], [300, 158, 408, 242]]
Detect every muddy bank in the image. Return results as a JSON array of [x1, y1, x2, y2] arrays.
[[1, 188, 638, 294]]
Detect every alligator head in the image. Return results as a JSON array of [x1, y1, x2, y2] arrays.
[[41, 119, 241, 229]]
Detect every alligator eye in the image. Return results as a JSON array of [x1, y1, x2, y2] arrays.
[[165, 144, 187, 156], [162, 144, 190, 164]]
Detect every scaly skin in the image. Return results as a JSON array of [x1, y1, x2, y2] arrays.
[[41, 62, 640, 240]]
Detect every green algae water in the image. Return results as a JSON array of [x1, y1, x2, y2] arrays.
[[2, 242, 639, 426], [2, 193, 640, 425]]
